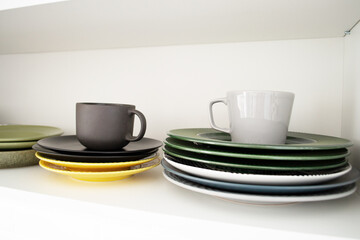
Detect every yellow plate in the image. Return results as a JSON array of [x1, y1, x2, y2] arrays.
[[35, 152, 158, 171], [39, 158, 160, 182]]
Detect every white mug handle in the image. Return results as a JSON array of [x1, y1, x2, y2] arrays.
[[209, 98, 230, 133]]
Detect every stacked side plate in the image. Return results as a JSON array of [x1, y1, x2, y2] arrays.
[[162, 128, 359, 204], [0, 125, 63, 168], [34, 135, 163, 182]]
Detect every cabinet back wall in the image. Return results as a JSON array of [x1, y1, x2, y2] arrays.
[[0, 37, 343, 140]]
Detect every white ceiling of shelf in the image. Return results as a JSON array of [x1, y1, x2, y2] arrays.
[[0, 0, 359, 54], [0, 0, 68, 11]]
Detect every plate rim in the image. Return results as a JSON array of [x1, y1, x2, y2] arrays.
[[37, 135, 162, 155], [36, 151, 159, 168], [0, 141, 37, 150], [163, 155, 352, 185], [164, 137, 351, 161], [32, 143, 158, 161], [163, 146, 349, 171], [39, 157, 160, 175], [163, 170, 357, 204], [0, 125, 63, 142], [161, 158, 360, 193], [167, 128, 353, 150]]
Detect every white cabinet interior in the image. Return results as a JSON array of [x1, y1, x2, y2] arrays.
[[0, 1, 360, 239]]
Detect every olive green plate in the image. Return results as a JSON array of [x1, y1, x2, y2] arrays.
[[0, 125, 63, 142], [167, 128, 352, 150], [164, 138, 350, 161], [0, 149, 39, 168], [0, 141, 37, 150], [163, 145, 348, 171]]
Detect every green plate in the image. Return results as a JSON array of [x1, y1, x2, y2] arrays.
[[163, 145, 348, 171], [167, 128, 353, 150], [0, 125, 63, 142], [0, 141, 37, 150], [164, 138, 350, 161]]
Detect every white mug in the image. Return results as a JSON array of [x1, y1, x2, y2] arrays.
[[209, 90, 295, 145]]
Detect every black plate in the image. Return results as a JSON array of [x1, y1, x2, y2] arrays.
[[33, 144, 158, 162], [36, 135, 162, 156]]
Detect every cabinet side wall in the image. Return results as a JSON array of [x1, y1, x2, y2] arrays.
[[343, 23, 360, 169], [0, 38, 343, 141]]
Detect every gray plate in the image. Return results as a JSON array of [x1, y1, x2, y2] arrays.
[[33, 144, 158, 163], [37, 135, 162, 155]]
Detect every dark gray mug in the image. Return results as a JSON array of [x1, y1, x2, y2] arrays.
[[76, 103, 147, 150]]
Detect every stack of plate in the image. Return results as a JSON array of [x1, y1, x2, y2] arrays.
[[162, 128, 360, 204], [0, 125, 63, 168], [34, 135, 163, 182]]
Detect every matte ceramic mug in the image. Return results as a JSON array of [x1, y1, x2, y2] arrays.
[[209, 90, 295, 145], [76, 103, 147, 150]]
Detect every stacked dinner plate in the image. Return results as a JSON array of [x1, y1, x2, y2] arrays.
[[0, 125, 63, 168], [162, 128, 360, 204], [33, 135, 163, 182]]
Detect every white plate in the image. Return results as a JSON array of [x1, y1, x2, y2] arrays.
[[163, 156, 352, 185], [163, 170, 357, 205]]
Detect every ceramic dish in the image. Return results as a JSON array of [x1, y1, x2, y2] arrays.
[[36, 152, 159, 171], [163, 146, 348, 171], [164, 137, 350, 161], [162, 159, 360, 194], [39, 157, 160, 182], [164, 154, 350, 176], [0, 125, 63, 142], [163, 156, 352, 185], [0, 149, 39, 168], [38, 136, 162, 155], [32, 144, 158, 162], [168, 128, 353, 150], [163, 170, 357, 205], [0, 141, 37, 150]]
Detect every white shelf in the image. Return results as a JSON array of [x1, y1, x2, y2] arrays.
[[1, 1, 360, 239], [0, 163, 359, 239], [0, 0, 360, 54]]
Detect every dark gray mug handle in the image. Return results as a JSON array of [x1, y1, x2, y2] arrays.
[[126, 109, 146, 142]]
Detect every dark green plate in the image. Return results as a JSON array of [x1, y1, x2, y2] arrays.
[[163, 145, 348, 171], [164, 138, 350, 161], [167, 128, 352, 150]]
